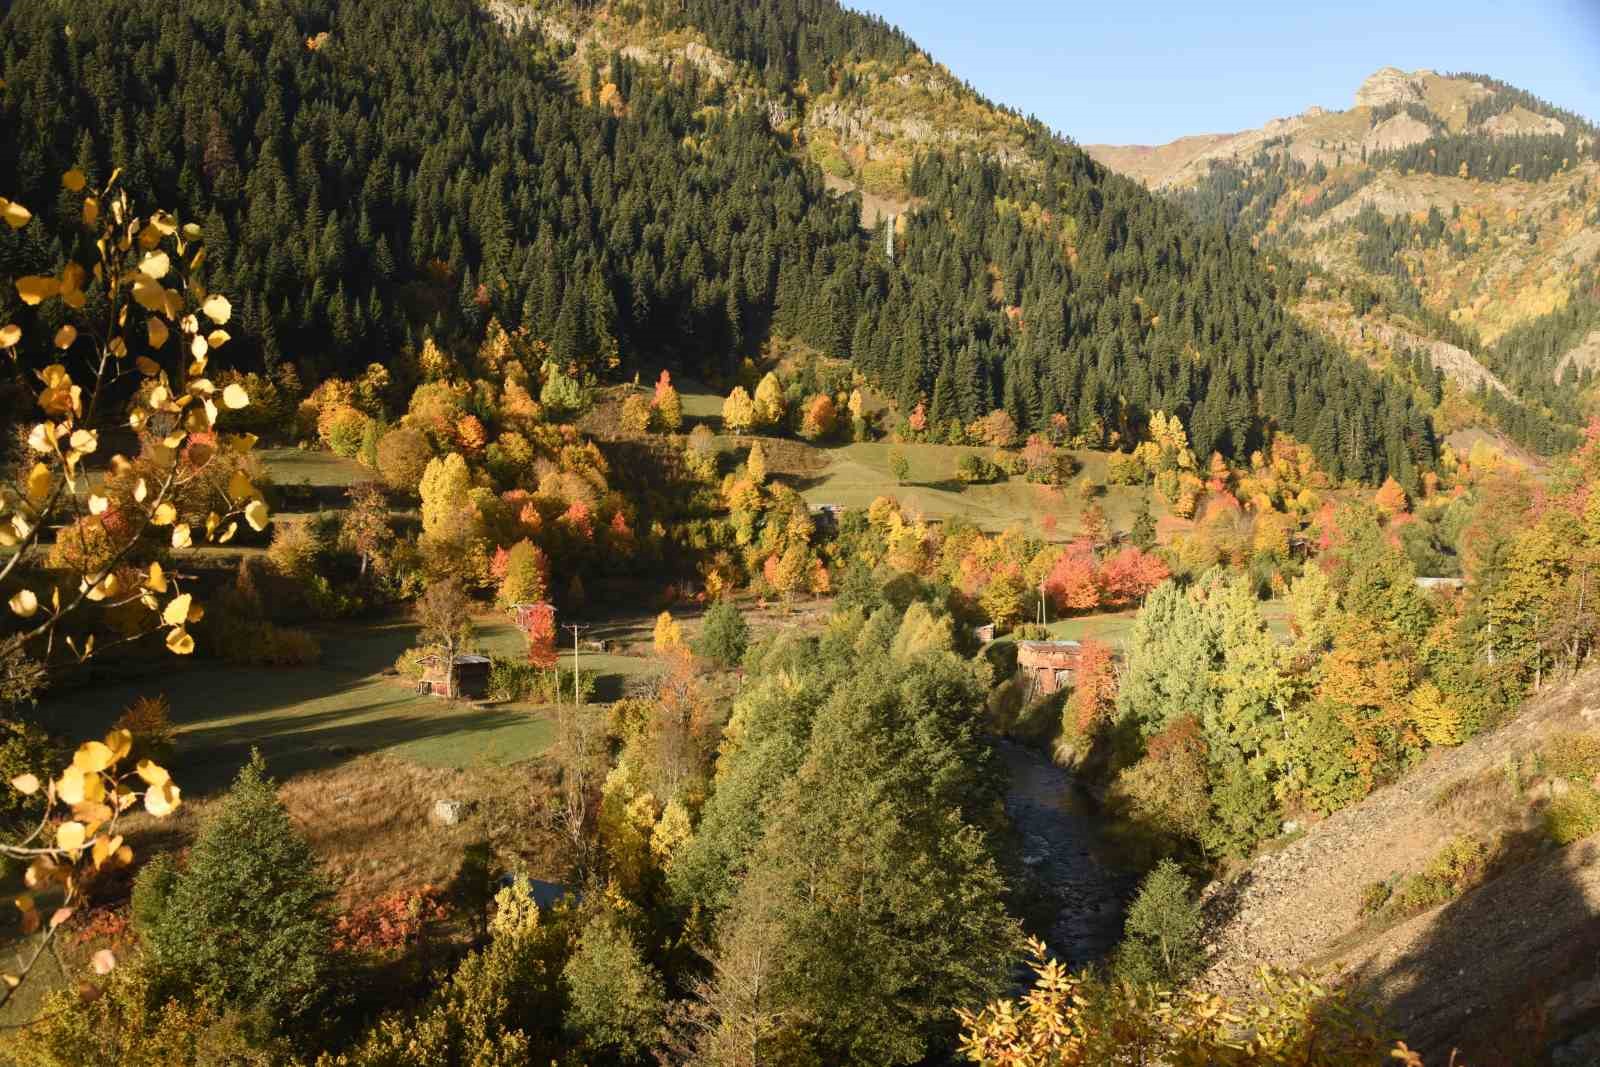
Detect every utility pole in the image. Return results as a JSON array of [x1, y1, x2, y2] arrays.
[[563, 623, 590, 707]]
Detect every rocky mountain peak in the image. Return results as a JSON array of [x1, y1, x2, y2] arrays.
[[1355, 67, 1425, 110]]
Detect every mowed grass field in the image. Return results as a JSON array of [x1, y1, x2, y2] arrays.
[[35, 616, 663, 797]]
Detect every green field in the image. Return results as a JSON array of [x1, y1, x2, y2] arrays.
[[34, 616, 661, 796], [262, 447, 370, 488]]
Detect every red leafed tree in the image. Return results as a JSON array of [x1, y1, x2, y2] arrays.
[[490, 545, 512, 582], [1067, 640, 1118, 734], [908, 400, 928, 434], [653, 369, 674, 405], [1096, 547, 1170, 607], [522, 602, 558, 668], [560, 499, 594, 541], [1045, 545, 1101, 614]]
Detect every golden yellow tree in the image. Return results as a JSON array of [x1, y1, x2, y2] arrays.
[[0, 169, 265, 1008]]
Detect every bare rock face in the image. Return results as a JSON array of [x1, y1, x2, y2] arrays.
[[1356, 67, 1425, 110], [1482, 108, 1566, 139], [1363, 113, 1434, 154], [431, 799, 467, 826]]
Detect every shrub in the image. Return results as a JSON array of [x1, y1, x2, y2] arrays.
[[113, 695, 177, 767], [0, 718, 57, 828], [375, 427, 434, 492], [267, 519, 325, 580], [692, 600, 749, 667], [1543, 732, 1600, 782], [495, 540, 550, 610], [1546, 782, 1600, 846], [955, 453, 1002, 484], [1392, 835, 1490, 914], [1358, 879, 1392, 917], [1113, 859, 1203, 987], [141, 751, 334, 1027], [561, 911, 666, 1061], [323, 405, 371, 458], [620, 393, 652, 435]]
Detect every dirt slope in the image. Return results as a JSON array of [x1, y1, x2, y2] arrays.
[[1200, 667, 1600, 1061]]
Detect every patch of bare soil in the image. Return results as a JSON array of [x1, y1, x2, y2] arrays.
[[1200, 667, 1600, 1061]]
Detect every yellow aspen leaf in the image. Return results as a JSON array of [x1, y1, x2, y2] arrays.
[[227, 470, 254, 501], [62, 169, 86, 192], [191, 334, 208, 359], [146, 561, 167, 592], [48, 907, 73, 930], [135, 760, 170, 786], [92, 833, 124, 868], [149, 210, 177, 236], [82, 196, 98, 227], [88, 494, 109, 516], [53, 325, 76, 349], [147, 316, 169, 349], [28, 422, 57, 452], [222, 382, 250, 409], [2, 200, 31, 229], [105, 729, 132, 763], [55, 822, 86, 852], [133, 478, 148, 503], [230, 432, 259, 454], [116, 844, 133, 864], [145, 780, 181, 816], [171, 523, 192, 549], [217, 521, 238, 544], [165, 625, 194, 654], [139, 250, 170, 280], [0, 324, 20, 348], [131, 275, 165, 312], [9, 589, 38, 618], [208, 329, 231, 348], [10, 773, 39, 795], [69, 429, 97, 454], [135, 356, 160, 376], [26, 463, 50, 506], [16, 275, 58, 305], [73, 742, 113, 774], [92, 949, 116, 975], [161, 594, 192, 627], [201, 293, 232, 324], [244, 499, 269, 532], [2, 975, 17, 989], [151, 502, 176, 526]]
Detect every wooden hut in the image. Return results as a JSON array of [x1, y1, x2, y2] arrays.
[[1016, 640, 1083, 698], [419, 653, 492, 701]]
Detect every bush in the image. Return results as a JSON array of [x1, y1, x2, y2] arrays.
[[324, 405, 371, 458], [141, 751, 334, 1028], [955, 453, 1002, 484], [561, 911, 666, 1061], [495, 540, 550, 610], [375, 426, 434, 493], [1392, 835, 1489, 914], [1113, 859, 1203, 987], [1546, 782, 1600, 846], [1358, 879, 1393, 917], [1543, 732, 1600, 781], [114, 695, 177, 767], [0, 718, 57, 828], [692, 600, 749, 667], [267, 519, 325, 580]]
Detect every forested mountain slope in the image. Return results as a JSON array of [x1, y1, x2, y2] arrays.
[[1089, 68, 1600, 455], [0, 0, 1433, 481]]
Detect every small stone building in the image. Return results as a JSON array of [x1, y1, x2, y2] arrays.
[[419, 653, 492, 701], [1016, 640, 1084, 698]]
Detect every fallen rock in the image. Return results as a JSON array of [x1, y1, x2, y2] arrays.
[[432, 799, 467, 826]]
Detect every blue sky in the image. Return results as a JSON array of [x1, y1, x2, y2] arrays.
[[855, 0, 1600, 145]]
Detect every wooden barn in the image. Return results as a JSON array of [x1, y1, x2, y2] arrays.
[[1016, 640, 1084, 698], [418, 653, 491, 701]]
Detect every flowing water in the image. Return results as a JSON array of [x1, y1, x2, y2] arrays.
[[995, 738, 1139, 968]]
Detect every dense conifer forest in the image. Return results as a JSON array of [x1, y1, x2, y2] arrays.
[[0, 0, 1432, 482]]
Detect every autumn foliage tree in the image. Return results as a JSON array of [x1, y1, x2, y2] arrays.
[[0, 171, 267, 1010]]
